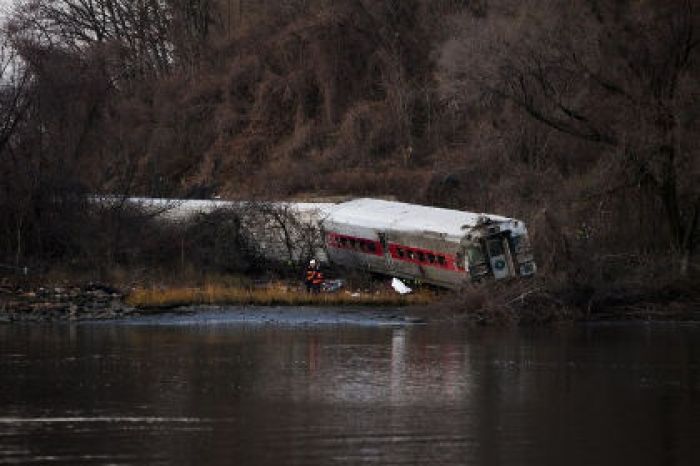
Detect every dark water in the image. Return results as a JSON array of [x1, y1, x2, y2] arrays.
[[1, 309, 700, 465]]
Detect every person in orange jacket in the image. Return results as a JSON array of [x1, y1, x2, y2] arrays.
[[304, 259, 324, 293]]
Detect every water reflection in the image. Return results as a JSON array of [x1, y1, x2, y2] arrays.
[[390, 328, 406, 402], [1, 317, 699, 465]]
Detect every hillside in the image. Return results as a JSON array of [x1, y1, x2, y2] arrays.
[[0, 0, 698, 317]]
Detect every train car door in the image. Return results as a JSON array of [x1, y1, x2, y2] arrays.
[[485, 236, 512, 280], [378, 232, 394, 270]]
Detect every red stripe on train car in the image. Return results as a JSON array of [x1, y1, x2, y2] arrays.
[[326, 232, 466, 272]]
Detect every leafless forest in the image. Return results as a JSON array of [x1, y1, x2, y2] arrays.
[[0, 1, 698, 313]]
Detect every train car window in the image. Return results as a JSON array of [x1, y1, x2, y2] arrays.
[[437, 256, 446, 266], [407, 250, 415, 260], [427, 253, 436, 263], [349, 239, 356, 249], [396, 248, 405, 258], [368, 243, 376, 253], [487, 240, 504, 257], [467, 245, 486, 264], [417, 252, 425, 262]]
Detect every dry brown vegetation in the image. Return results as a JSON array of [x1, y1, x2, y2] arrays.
[[1, 1, 699, 320], [126, 283, 434, 309]]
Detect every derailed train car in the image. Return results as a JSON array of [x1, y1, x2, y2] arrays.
[[94, 195, 535, 289], [320, 199, 536, 289]]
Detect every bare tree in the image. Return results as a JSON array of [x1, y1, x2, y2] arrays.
[[238, 202, 324, 268], [444, 0, 700, 273], [9, 0, 218, 79], [0, 37, 31, 157]]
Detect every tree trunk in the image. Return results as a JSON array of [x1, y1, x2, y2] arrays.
[[15, 216, 22, 266], [658, 111, 684, 253], [680, 198, 699, 277]]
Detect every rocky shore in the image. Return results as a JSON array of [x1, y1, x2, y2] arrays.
[[0, 283, 137, 323]]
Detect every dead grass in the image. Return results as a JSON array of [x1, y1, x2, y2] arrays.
[[126, 283, 434, 309]]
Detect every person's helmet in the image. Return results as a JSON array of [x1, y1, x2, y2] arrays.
[[309, 259, 317, 266]]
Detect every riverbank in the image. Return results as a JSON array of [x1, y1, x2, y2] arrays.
[[411, 278, 700, 325], [0, 281, 432, 323], [2, 278, 698, 324]]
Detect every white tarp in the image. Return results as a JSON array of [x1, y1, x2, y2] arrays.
[[391, 278, 412, 295]]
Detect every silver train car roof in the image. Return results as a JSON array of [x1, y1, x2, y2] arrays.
[[319, 198, 527, 240], [90, 196, 528, 239]]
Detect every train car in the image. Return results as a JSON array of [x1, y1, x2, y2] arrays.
[[320, 198, 536, 289]]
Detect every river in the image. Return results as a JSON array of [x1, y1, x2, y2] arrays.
[[1, 308, 699, 465]]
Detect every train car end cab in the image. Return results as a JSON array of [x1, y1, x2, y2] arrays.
[[460, 216, 536, 282]]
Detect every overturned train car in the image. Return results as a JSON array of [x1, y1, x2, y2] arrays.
[[320, 199, 536, 289]]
